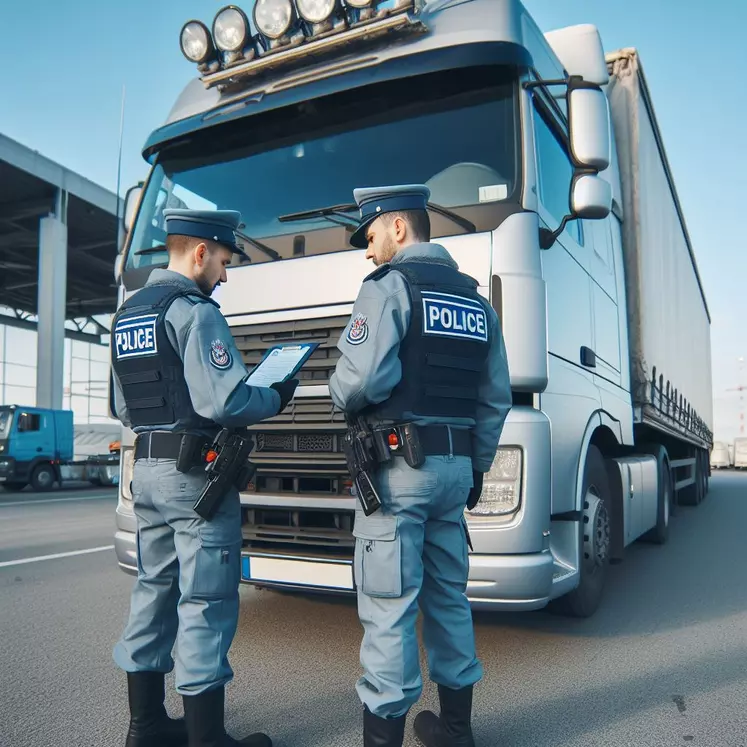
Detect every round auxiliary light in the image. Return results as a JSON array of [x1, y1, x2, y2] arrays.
[[296, 0, 337, 24], [213, 5, 250, 52], [345, 0, 373, 7], [180, 20, 214, 64], [253, 0, 294, 39]]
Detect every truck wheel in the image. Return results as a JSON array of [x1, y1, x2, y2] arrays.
[[642, 448, 671, 545], [551, 445, 611, 618], [30, 464, 56, 492], [3, 481, 28, 492]]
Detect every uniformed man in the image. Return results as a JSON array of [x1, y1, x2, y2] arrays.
[[329, 185, 512, 747], [111, 209, 298, 747]]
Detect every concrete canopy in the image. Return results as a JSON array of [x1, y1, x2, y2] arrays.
[[0, 133, 122, 320]]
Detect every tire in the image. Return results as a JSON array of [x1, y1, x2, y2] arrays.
[[679, 450, 703, 506], [30, 464, 56, 492], [2, 481, 28, 492], [551, 445, 612, 618], [642, 448, 671, 545]]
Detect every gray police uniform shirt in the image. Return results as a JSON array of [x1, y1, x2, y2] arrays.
[[113, 269, 280, 432], [329, 243, 512, 473]]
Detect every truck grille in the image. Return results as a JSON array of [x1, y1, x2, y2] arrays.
[[242, 508, 354, 558], [230, 314, 351, 493], [232, 314, 349, 386]]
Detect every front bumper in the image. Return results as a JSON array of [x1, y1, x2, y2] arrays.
[[0, 457, 17, 481]]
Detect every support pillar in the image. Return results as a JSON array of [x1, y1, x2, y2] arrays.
[[36, 190, 68, 410]]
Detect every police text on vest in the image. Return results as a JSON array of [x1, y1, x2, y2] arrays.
[[421, 292, 488, 342], [114, 314, 159, 359]]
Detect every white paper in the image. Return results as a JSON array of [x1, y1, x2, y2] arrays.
[[244, 345, 312, 388]]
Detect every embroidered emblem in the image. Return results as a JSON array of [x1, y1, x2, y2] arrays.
[[209, 339, 232, 370], [346, 313, 369, 345]]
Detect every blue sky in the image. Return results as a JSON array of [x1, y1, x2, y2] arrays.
[[1, 0, 745, 438]]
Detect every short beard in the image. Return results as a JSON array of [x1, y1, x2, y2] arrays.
[[377, 235, 397, 266], [195, 274, 215, 296]]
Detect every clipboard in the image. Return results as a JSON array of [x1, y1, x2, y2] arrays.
[[245, 342, 319, 388]]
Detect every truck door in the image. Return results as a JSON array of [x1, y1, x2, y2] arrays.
[[12, 410, 50, 464], [531, 100, 594, 374]]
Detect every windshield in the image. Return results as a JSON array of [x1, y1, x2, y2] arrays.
[[126, 65, 519, 271], [0, 409, 13, 438]]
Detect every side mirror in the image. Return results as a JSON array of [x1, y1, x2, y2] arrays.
[[123, 183, 144, 233], [571, 175, 612, 220], [567, 77, 611, 171], [113, 253, 126, 285]]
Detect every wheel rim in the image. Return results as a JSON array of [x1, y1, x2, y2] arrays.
[[583, 489, 610, 574], [37, 469, 53, 488]]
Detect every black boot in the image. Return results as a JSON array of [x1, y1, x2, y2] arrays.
[[413, 685, 475, 747], [182, 686, 271, 747], [363, 706, 407, 747], [125, 671, 187, 747]]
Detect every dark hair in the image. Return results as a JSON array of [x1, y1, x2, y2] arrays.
[[382, 209, 431, 243]]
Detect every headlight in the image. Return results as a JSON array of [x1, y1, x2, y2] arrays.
[[213, 5, 250, 52], [345, 0, 373, 6], [297, 0, 336, 23], [0, 459, 9, 468], [119, 447, 135, 502], [253, 0, 294, 39], [468, 447, 522, 517], [180, 20, 215, 63]]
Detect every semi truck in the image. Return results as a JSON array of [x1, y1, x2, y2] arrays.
[[113, 0, 713, 617], [0, 405, 120, 491]]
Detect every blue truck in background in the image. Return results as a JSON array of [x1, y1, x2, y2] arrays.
[[0, 405, 120, 492]]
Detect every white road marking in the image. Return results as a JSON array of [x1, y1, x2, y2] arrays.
[[0, 545, 115, 568], [0, 493, 116, 508]]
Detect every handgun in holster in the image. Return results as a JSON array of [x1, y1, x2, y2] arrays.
[[341, 417, 382, 516], [193, 428, 256, 521]]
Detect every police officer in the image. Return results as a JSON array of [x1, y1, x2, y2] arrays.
[[111, 209, 298, 747], [329, 186, 512, 747]]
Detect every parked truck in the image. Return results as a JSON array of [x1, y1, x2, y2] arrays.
[[113, 0, 713, 617], [733, 438, 747, 470], [710, 441, 731, 470], [0, 405, 120, 492]]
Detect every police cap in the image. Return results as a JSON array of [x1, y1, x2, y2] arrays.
[[349, 184, 430, 249], [163, 208, 247, 257]]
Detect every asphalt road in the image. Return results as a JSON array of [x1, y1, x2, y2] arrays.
[[0, 474, 746, 747]]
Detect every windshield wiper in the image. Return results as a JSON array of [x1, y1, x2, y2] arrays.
[[133, 232, 281, 262], [278, 203, 359, 228], [278, 202, 477, 235]]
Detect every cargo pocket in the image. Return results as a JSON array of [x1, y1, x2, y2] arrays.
[[353, 513, 402, 599], [192, 532, 241, 601]]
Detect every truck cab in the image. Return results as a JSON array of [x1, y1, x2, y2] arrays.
[[0, 406, 73, 491]]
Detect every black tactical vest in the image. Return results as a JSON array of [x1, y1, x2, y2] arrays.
[[364, 261, 491, 422], [110, 283, 217, 429]]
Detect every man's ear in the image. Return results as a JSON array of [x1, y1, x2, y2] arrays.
[[394, 217, 408, 243], [193, 242, 208, 267]]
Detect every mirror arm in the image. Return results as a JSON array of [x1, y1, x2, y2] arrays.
[[539, 215, 571, 250]]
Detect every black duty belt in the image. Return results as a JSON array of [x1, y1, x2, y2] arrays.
[[416, 425, 471, 457], [134, 431, 211, 461]]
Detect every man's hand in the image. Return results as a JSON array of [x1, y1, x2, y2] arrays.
[[466, 470, 484, 510], [270, 378, 299, 413]]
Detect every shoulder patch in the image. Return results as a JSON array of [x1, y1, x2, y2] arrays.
[[209, 339, 232, 369], [363, 264, 391, 283], [345, 313, 369, 346], [113, 313, 159, 360], [421, 292, 488, 343]]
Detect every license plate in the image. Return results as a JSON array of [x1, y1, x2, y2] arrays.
[[241, 554, 354, 591]]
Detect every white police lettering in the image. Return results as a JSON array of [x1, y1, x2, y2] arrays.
[[346, 313, 369, 346], [114, 314, 159, 359], [421, 292, 488, 342], [209, 339, 232, 370]]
